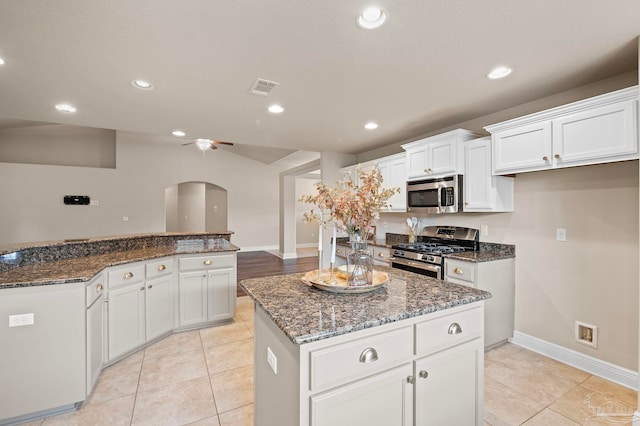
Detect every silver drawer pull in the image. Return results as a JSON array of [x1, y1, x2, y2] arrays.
[[454, 267, 463, 275], [448, 322, 463, 335], [148, 285, 153, 289], [419, 370, 429, 379], [359, 347, 379, 363], [158, 264, 166, 271], [96, 283, 103, 292], [203, 259, 212, 265], [407, 376, 415, 384], [139, 286, 145, 291], [124, 272, 134, 279]]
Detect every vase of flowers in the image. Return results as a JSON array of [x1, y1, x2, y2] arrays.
[[300, 166, 399, 286]]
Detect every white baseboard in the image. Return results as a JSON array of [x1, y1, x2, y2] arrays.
[[237, 245, 279, 252], [511, 331, 639, 391], [296, 243, 317, 248]]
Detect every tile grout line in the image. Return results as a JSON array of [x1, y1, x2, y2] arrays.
[[129, 349, 147, 426], [200, 327, 222, 426]]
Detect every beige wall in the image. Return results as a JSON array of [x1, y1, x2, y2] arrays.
[[296, 177, 319, 245], [0, 131, 281, 250]]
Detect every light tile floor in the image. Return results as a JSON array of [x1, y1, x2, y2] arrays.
[[24, 296, 637, 425]]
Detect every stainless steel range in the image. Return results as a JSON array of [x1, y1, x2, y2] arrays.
[[390, 226, 479, 279]]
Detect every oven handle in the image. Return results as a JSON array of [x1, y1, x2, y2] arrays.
[[389, 257, 441, 273]]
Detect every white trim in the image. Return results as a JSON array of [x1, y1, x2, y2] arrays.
[[281, 252, 298, 259], [296, 243, 318, 248], [511, 331, 639, 391], [238, 245, 279, 252]]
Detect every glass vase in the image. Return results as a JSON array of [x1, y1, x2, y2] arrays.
[[347, 235, 373, 286]]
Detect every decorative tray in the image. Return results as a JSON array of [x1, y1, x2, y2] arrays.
[[301, 269, 388, 294]]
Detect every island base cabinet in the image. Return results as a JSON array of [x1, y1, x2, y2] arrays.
[[145, 274, 173, 341], [107, 282, 146, 361], [178, 271, 208, 326], [207, 267, 236, 322], [414, 338, 484, 425], [310, 363, 413, 426], [86, 294, 105, 395]]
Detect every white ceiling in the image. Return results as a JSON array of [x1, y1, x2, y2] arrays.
[[0, 1, 637, 159]]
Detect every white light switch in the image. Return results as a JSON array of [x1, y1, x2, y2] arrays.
[[480, 224, 489, 236], [267, 346, 278, 374], [556, 228, 567, 241], [122, 216, 129, 222], [9, 313, 34, 327]]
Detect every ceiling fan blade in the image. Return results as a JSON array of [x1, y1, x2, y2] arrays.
[[211, 141, 234, 146], [181, 142, 194, 146], [209, 144, 218, 149]]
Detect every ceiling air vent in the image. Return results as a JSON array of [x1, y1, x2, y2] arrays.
[[249, 78, 280, 96]]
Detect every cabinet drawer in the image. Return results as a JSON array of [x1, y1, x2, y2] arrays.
[[445, 260, 476, 284], [415, 307, 483, 355], [146, 258, 174, 279], [309, 325, 413, 391], [107, 264, 145, 288], [179, 254, 235, 271], [335, 245, 348, 259], [373, 247, 391, 265], [86, 274, 105, 307]]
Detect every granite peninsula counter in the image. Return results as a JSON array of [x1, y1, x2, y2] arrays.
[[0, 232, 239, 424], [241, 267, 491, 426]]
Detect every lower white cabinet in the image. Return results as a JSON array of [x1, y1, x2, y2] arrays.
[[106, 258, 175, 361], [254, 302, 484, 426], [178, 253, 237, 327], [310, 363, 413, 426], [86, 273, 106, 395], [414, 338, 483, 425], [444, 257, 515, 348]]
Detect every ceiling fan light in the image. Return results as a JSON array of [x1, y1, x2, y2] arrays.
[[195, 138, 212, 150]]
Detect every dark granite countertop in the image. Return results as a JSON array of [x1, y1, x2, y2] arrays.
[[0, 233, 239, 289], [240, 265, 491, 345]]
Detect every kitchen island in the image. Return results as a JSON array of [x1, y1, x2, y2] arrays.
[[0, 232, 239, 425], [241, 267, 491, 426]]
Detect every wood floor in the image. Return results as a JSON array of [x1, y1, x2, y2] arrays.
[[236, 251, 318, 296]]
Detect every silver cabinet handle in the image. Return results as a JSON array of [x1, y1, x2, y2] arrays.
[[139, 286, 145, 291], [148, 285, 153, 289], [554, 153, 560, 159], [406, 376, 415, 384], [448, 322, 463, 335], [158, 264, 166, 271], [124, 272, 134, 279], [359, 347, 379, 363], [542, 156, 549, 161], [203, 259, 212, 265], [419, 370, 429, 379], [96, 283, 103, 292]]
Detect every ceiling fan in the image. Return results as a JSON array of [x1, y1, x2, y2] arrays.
[[182, 138, 234, 152]]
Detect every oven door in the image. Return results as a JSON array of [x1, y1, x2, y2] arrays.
[[390, 257, 442, 280]]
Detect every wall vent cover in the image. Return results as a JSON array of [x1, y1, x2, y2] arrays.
[[248, 78, 280, 96]]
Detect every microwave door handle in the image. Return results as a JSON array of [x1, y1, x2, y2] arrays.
[[437, 187, 443, 212]]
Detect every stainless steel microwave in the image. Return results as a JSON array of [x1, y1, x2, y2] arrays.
[[406, 175, 463, 214]]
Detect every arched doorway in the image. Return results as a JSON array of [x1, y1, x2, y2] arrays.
[[165, 181, 228, 232]]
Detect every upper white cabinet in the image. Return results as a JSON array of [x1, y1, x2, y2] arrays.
[[463, 137, 514, 212], [487, 86, 638, 175], [402, 129, 481, 180], [377, 153, 407, 212]]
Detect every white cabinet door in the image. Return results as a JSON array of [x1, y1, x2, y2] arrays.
[[492, 121, 552, 174], [464, 137, 514, 212], [107, 283, 146, 361], [552, 99, 637, 167], [309, 363, 413, 426], [406, 146, 429, 180], [145, 274, 173, 341], [378, 153, 407, 211], [207, 267, 236, 322], [86, 295, 104, 395], [427, 139, 457, 176], [178, 271, 208, 327], [414, 338, 483, 426]]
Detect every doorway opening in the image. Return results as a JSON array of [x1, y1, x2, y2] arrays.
[[165, 181, 228, 232]]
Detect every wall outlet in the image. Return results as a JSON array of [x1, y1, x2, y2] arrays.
[[556, 228, 566, 241], [90, 199, 99, 206], [9, 313, 34, 327], [480, 224, 489, 236], [122, 216, 129, 222], [267, 346, 278, 374]]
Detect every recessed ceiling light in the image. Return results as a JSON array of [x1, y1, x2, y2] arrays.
[[487, 66, 512, 79], [55, 103, 76, 113], [357, 7, 387, 29], [0, 58, 5, 65], [268, 104, 284, 114], [131, 79, 154, 90], [364, 122, 378, 130], [171, 130, 186, 137]]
